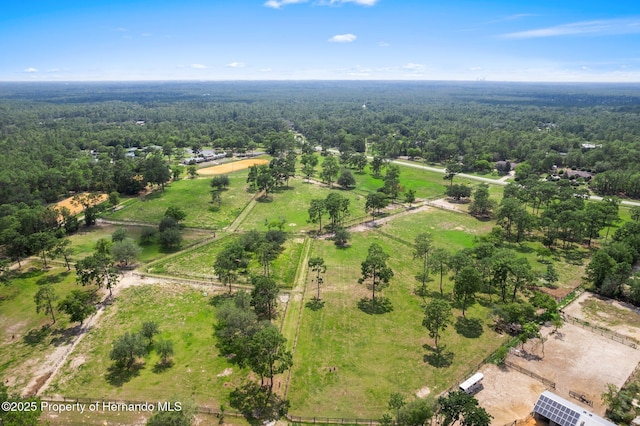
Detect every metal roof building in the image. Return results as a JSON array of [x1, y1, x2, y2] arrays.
[[533, 391, 616, 426]]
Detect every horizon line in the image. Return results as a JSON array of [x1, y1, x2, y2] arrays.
[[2, 79, 640, 85]]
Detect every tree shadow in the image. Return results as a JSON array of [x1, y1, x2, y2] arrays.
[[305, 297, 325, 311], [105, 362, 143, 387], [16, 268, 45, 279], [152, 360, 174, 373], [513, 244, 535, 254], [50, 324, 80, 346], [454, 316, 484, 338], [209, 293, 234, 306], [256, 195, 274, 203], [357, 297, 393, 314], [563, 249, 586, 265], [142, 191, 163, 201], [422, 344, 454, 368], [23, 325, 52, 346], [36, 271, 70, 285]]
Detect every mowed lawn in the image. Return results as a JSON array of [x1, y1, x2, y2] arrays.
[[381, 207, 495, 249], [287, 231, 505, 418], [67, 224, 210, 264], [239, 177, 368, 232], [0, 266, 87, 393], [47, 284, 246, 407], [150, 234, 305, 288], [107, 173, 254, 229]]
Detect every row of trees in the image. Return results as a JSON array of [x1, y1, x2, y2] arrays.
[[214, 290, 292, 420], [382, 390, 492, 426]]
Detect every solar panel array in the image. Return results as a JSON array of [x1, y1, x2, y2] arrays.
[[534, 393, 581, 426]]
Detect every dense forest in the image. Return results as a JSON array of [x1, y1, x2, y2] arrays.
[[1, 81, 640, 270], [2, 81, 640, 207]]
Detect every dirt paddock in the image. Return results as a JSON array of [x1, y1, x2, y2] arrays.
[[197, 158, 269, 175], [52, 193, 108, 216], [475, 320, 640, 423], [563, 291, 640, 342]]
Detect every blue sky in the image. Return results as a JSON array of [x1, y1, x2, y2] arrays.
[[2, 0, 640, 82]]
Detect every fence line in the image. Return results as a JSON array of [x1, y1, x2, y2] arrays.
[[39, 395, 243, 418], [39, 396, 384, 425], [286, 415, 379, 425], [503, 360, 556, 390], [568, 390, 593, 407], [561, 313, 638, 349], [623, 361, 640, 389]]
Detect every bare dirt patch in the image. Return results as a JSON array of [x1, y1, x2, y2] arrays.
[[425, 198, 465, 212], [415, 386, 430, 398], [510, 322, 640, 415], [475, 363, 546, 425], [217, 368, 233, 377], [52, 193, 108, 216], [348, 204, 432, 233], [477, 320, 640, 423], [197, 158, 269, 175], [563, 291, 640, 342]]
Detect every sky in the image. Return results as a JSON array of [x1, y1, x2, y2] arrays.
[[2, 0, 640, 82]]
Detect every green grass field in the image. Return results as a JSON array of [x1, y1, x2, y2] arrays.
[[381, 207, 495, 249], [150, 233, 305, 288], [47, 284, 246, 407], [67, 224, 210, 264], [287, 232, 505, 418], [107, 174, 254, 229], [238, 177, 369, 232], [0, 265, 83, 392]]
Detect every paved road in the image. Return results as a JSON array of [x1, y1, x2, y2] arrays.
[[327, 149, 640, 207]]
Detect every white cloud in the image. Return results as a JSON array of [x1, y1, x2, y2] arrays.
[[190, 64, 207, 69], [264, 0, 307, 9], [265, 0, 376, 7], [141, 33, 151, 37], [501, 18, 640, 39], [328, 33, 357, 43], [24, 67, 38, 73], [319, 0, 378, 5], [227, 62, 246, 68], [378, 41, 390, 47], [402, 63, 426, 70]]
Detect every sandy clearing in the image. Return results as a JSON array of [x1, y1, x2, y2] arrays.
[[52, 193, 109, 217], [476, 319, 640, 423], [197, 158, 269, 175], [475, 363, 546, 425], [563, 291, 640, 342]]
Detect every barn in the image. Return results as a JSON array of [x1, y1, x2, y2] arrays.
[[532, 391, 616, 426]]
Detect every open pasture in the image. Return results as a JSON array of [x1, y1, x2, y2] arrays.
[[287, 231, 505, 418], [0, 266, 85, 394], [149, 234, 304, 288], [238, 176, 369, 232], [68, 224, 211, 264], [47, 284, 245, 407], [107, 174, 254, 229]]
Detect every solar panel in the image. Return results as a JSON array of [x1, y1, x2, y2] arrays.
[[534, 394, 581, 426]]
